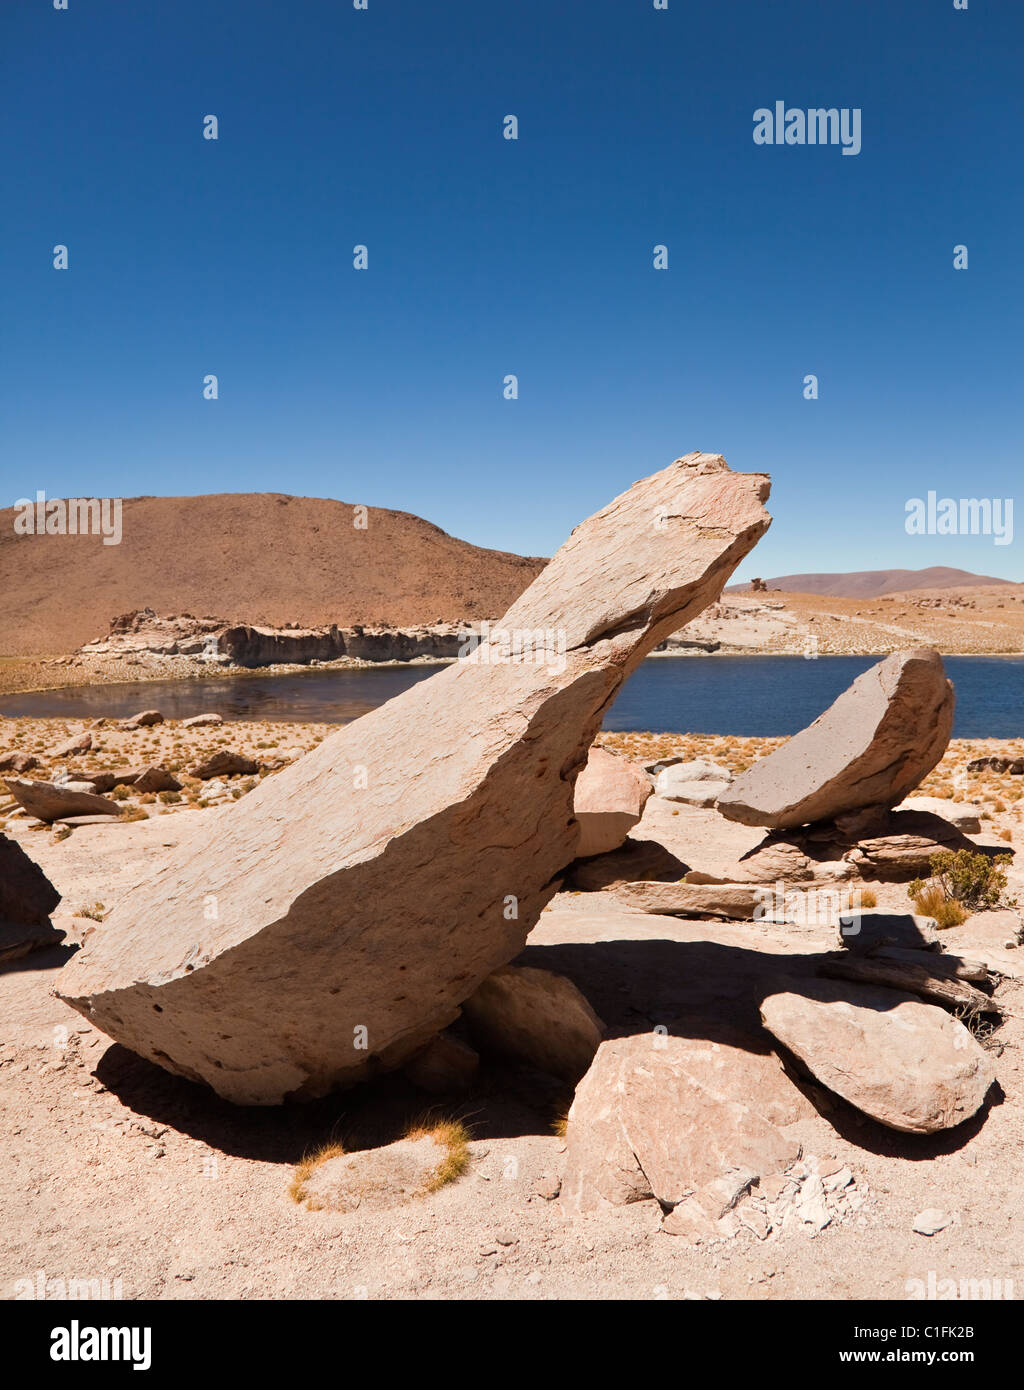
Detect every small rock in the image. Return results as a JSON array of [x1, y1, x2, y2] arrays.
[[913, 1208, 951, 1236]]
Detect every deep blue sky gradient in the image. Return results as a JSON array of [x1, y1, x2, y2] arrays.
[[2, 0, 1021, 579]]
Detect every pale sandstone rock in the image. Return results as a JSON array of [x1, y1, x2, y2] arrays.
[[120, 710, 164, 729], [760, 980, 995, 1133], [612, 879, 761, 919], [573, 747, 652, 857], [717, 649, 954, 828], [182, 713, 223, 728], [56, 453, 771, 1103], [654, 759, 732, 807], [896, 797, 982, 833], [462, 965, 603, 1082], [52, 731, 92, 758], [563, 1034, 806, 1214], [3, 777, 121, 823], [0, 751, 40, 774]]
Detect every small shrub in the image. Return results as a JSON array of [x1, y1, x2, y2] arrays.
[[158, 790, 182, 804], [928, 849, 1013, 910], [76, 902, 106, 922], [907, 881, 969, 929], [120, 807, 148, 822]]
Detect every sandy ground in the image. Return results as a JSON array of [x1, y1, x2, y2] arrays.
[[2, 725, 1023, 1301]]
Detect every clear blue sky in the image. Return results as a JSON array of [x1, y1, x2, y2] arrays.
[[3, 0, 1021, 581]]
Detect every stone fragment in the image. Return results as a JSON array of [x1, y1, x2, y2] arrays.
[[572, 747, 652, 857]]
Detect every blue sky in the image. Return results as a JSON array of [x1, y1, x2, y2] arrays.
[[2, 0, 1021, 581]]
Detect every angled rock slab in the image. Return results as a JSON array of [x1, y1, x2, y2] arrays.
[[562, 1034, 807, 1214], [3, 778, 121, 823], [760, 979, 995, 1133], [57, 453, 771, 1103], [717, 648, 954, 829]]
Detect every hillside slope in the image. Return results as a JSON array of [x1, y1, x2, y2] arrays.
[[0, 494, 546, 656], [728, 566, 1010, 598]]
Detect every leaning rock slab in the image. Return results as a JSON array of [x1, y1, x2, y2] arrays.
[[462, 965, 604, 1082], [56, 453, 771, 1103], [0, 833, 61, 926], [3, 777, 121, 823], [717, 648, 954, 828], [572, 747, 652, 857], [760, 980, 995, 1133], [562, 1034, 805, 1214]]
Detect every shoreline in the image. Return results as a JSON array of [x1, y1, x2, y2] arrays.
[[4, 645, 1024, 701]]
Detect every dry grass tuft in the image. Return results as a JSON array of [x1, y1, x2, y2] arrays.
[[910, 881, 969, 929], [404, 1118, 471, 1192], [287, 1142, 346, 1208]]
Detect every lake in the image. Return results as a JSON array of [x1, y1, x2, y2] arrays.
[[1, 656, 1021, 739]]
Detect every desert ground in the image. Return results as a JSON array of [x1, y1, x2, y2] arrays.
[[2, 714, 1022, 1301]]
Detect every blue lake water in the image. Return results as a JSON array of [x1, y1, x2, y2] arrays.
[[1, 655, 1021, 738]]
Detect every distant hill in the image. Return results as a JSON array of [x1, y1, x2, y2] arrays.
[[728, 567, 1013, 599], [0, 494, 547, 657]]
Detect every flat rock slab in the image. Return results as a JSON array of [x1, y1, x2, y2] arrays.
[[760, 979, 995, 1133], [562, 1034, 807, 1213], [57, 453, 771, 1104], [896, 797, 982, 833], [613, 880, 761, 919], [3, 778, 121, 824], [296, 1137, 448, 1213], [461, 964, 604, 1082], [717, 648, 954, 829]]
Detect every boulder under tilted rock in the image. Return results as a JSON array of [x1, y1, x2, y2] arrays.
[[462, 965, 604, 1082], [654, 758, 732, 807], [572, 747, 652, 857], [190, 751, 259, 780], [3, 777, 122, 823], [717, 648, 954, 829], [562, 1034, 809, 1217], [402, 1032, 480, 1094], [729, 808, 996, 884], [760, 979, 995, 1133], [57, 452, 771, 1103], [566, 838, 688, 891], [0, 834, 64, 965]]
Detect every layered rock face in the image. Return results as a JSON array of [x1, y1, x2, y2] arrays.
[[716, 648, 954, 829], [57, 453, 771, 1104]]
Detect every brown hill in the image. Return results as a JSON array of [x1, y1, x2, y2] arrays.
[[728, 566, 1012, 598], [0, 494, 547, 657]]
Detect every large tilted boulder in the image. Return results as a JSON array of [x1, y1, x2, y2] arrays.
[[760, 980, 995, 1133], [572, 748, 652, 857], [57, 453, 771, 1104], [716, 648, 954, 829]]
